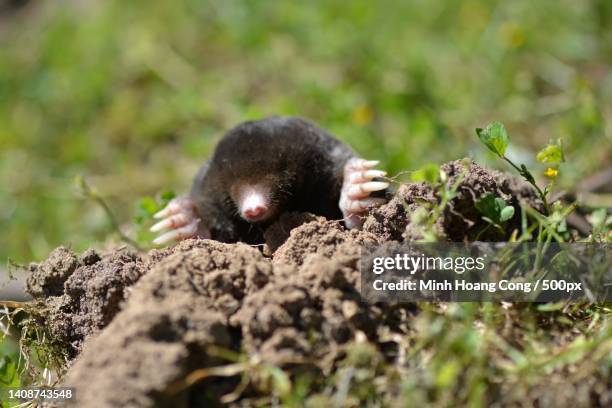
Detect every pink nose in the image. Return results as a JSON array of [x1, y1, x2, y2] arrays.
[[243, 205, 267, 220]]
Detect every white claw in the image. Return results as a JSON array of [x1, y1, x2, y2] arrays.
[[153, 197, 195, 219], [345, 158, 380, 173], [154, 203, 178, 219], [150, 220, 167, 233], [153, 219, 199, 245], [347, 181, 390, 199], [340, 157, 389, 230], [153, 209, 169, 219], [362, 160, 380, 168], [348, 169, 387, 183], [150, 213, 190, 232], [345, 197, 387, 213]]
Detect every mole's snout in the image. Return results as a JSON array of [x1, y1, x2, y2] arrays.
[[243, 203, 267, 221], [239, 188, 271, 223]]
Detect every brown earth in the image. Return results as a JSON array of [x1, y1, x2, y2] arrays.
[[25, 160, 553, 407]]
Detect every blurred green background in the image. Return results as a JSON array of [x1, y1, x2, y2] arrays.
[[1, 0, 611, 263]]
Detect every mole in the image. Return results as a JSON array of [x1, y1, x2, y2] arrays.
[[150, 116, 389, 245]]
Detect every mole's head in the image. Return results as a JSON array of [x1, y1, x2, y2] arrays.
[[212, 118, 304, 225], [228, 174, 291, 224]]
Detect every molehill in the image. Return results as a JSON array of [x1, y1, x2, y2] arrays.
[[25, 160, 546, 407]]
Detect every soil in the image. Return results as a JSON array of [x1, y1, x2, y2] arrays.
[[363, 159, 542, 242], [24, 160, 569, 407]]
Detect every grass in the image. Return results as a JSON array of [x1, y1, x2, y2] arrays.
[[163, 303, 611, 406], [1, 0, 611, 262]]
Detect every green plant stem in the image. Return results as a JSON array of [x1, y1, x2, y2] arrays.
[[77, 178, 142, 250], [501, 155, 550, 215]]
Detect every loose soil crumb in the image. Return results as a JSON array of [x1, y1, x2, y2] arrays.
[[23, 160, 600, 407]]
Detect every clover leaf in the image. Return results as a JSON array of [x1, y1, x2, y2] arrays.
[[536, 139, 565, 163], [475, 122, 509, 157], [475, 192, 515, 225]]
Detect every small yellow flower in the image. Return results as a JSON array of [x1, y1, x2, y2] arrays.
[[352, 105, 373, 126], [544, 167, 558, 178]]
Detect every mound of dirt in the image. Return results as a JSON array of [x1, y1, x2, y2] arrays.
[[26, 246, 144, 359], [24, 160, 543, 406], [25, 240, 229, 359], [364, 159, 541, 241]]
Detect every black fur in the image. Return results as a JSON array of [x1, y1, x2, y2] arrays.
[[190, 116, 355, 244]]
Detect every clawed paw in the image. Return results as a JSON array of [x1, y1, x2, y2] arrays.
[[340, 158, 389, 229], [150, 197, 202, 245]]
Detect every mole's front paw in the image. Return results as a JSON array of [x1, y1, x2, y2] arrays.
[[340, 158, 389, 229], [150, 197, 204, 245]]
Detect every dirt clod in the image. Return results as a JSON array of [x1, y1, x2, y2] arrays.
[[263, 212, 323, 255], [273, 219, 379, 267], [364, 159, 541, 241], [27, 246, 79, 298]]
